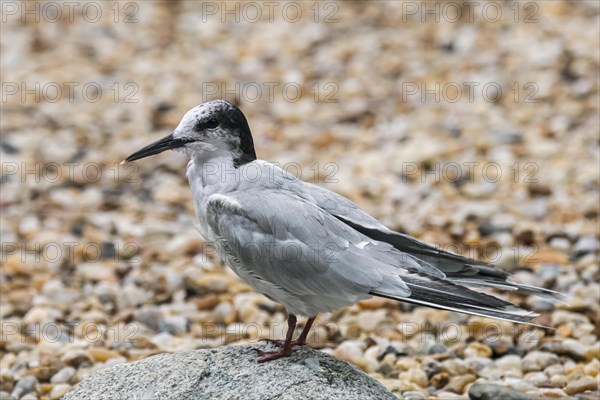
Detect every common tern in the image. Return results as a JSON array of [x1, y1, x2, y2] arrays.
[[124, 100, 561, 362]]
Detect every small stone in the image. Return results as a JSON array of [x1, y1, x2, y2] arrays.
[[444, 374, 476, 394], [10, 376, 38, 399], [564, 377, 598, 395], [573, 236, 599, 256], [333, 340, 364, 364], [193, 294, 219, 310], [164, 232, 202, 254], [549, 237, 571, 250], [77, 263, 118, 282], [357, 297, 390, 310], [440, 360, 469, 376], [104, 357, 127, 368], [511, 379, 543, 393], [192, 273, 230, 293], [464, 357, 493, 373], [468, 382, 539, 400], [0, 369, 14, 392], [544, 364, 564, 376], [151, 332, 174, 349], [560, 339, 587, 360], [160, 315, 189, 334], [49, 383, 72, 399], [549, 374, 568, 387], [61, 350, 93, 368], [584, 359, 599, 377], [133, 307, 163, 331], [537, 388, 569, 398], [585, 344, 600, 361], [523, 371, 549, 387], [464, 343, 492, 358], [495, 354, 523, 374], [357, 310, 387, 332], [522, 351, 559, 372], [213, 301, 236, 325], [50, 366, 76, 384], [402, 391, 427, 400], [399, 368, 428, 388], [431, 372, 450, 389], [552, 310, 589, 325], [88, 348, 121, 362], [427, 343, 447, 355]]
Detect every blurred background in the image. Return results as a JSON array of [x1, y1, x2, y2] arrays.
[[1, 1, 599, 399]]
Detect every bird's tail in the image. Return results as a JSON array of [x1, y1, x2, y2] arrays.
[[370, 275, 549, 326]]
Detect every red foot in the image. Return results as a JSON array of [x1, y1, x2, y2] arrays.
[[257, 348, 293, 363], [259, 338, 307, 348]]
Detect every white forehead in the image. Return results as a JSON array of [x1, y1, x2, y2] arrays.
[[176, 100, 231, 131]]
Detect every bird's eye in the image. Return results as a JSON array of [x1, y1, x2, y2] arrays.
[[206, 118, 219, 129]]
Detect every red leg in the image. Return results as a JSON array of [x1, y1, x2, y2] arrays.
[[259, 315, 317, 348], [258, 314, 297, 362], [292, 315, 316, 346]]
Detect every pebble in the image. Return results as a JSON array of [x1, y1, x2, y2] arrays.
[[573, 236, 599, 256], [50, 366, 76, 384], [88, 348, 121, 363], [560, 339, 588, 360], [523, 371, 549, 387], [357, 310, 387, 332], [537, 388, 569, 398], [464, 343, 493, 358], [402, 391, 427, 400], [10, 376, 38, 399], [468, 382, 539, 400], [550, 374, 568, 387], [495, 354, 522, 373], [431, 372, 450, 389], [49, 383, 72, 399], [522, 351, 559, 372], [133, 307, 164, 331], [160, 315, 190, 334], [61, 350, 93, 368], [213, 301, 236, 325], [440, 360, 470, 376], [444, 374, 476, 394], [399, 368, 428, 388], [564, 377, 598, 395], [333, 340, 364, 364]]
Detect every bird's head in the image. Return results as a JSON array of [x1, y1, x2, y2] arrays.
[[123, 100, 256, 167]]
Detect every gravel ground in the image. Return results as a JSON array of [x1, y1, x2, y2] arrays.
[[1, 1, 599, 399]]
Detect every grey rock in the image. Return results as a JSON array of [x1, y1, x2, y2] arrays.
[[468, 382, 539, 400], [10, 376, 38, 399], [63, 345, 396, 400]]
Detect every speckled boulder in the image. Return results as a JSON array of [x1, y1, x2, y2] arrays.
[[63, 345, 395, 400]]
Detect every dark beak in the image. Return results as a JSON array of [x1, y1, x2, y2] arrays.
[[122, 132, 190, 163]]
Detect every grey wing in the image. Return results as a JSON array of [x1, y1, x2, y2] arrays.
[[301, 182, 563, 301], [205, 190, 420, 315]]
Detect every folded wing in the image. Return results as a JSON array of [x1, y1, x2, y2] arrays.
[[302, 182, 563, 304]]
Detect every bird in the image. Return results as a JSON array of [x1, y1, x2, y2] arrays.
[[123, 100, 562, 362]]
